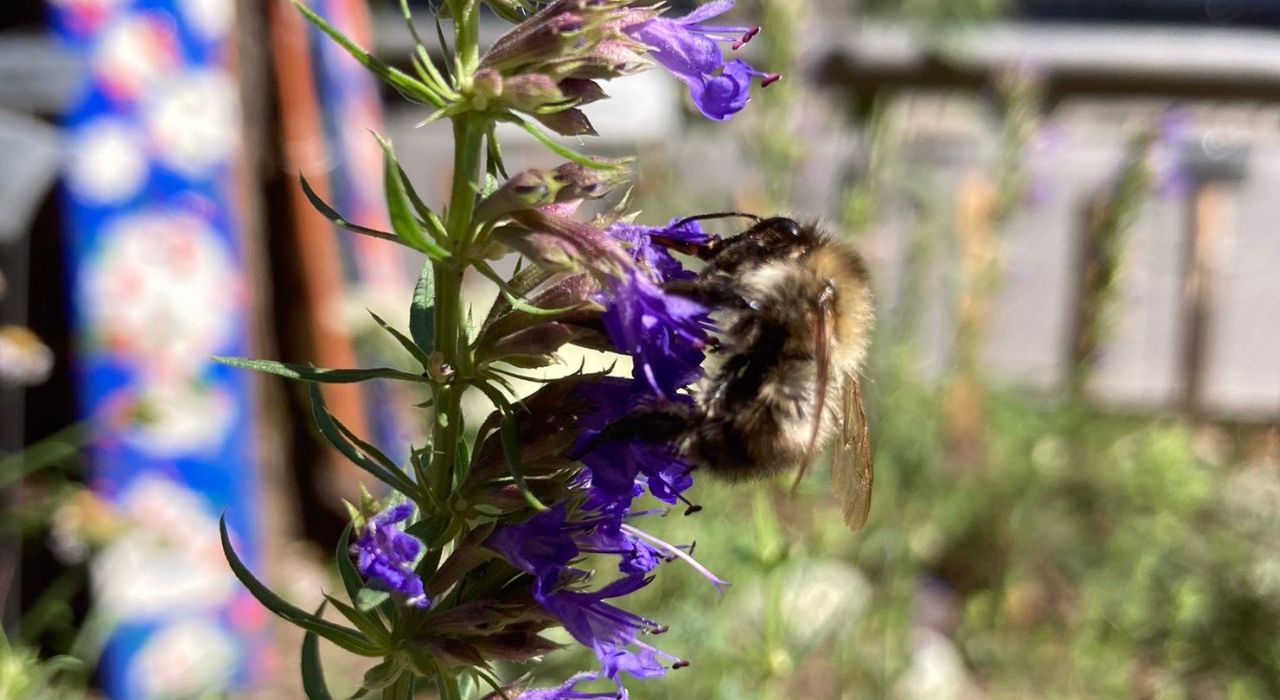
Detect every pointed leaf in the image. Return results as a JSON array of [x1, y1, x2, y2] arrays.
[[411, 264, 436, 352], [335, 524, 362, 603], [309, 385, 421, 497], [511, 116, 627, 170], [367, 310, 431, 367], [292, 1, 443, 107], [376, 134, 451, 258], [324, 594, 390, 647], [299, 176, 412, 249], [390, 162, 444, 236], [219, 517, 382, 656], [301, 611, 335, 700], [215, 357, 427, 384]]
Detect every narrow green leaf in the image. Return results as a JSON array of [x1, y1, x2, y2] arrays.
[[410, 263, 436, 352], [324, 594, 390, 647], [215, 356, 427, 384], [397, 163, 447, 239], [292, 1, 443, 108], [367, 310, 431, 367], [375, 134, 452, 260], [414, 46, 455, 100], [335, 524, 362, 604], [486, 124, 509, 179], [301, 610, 335, 700], [219, 517, 382, 656], [299, 175, 418, 249], [511, 116, 626, 170], [309, 385, 422, 497], [332, 418, 402, 474], [433, 12, 455, 84]]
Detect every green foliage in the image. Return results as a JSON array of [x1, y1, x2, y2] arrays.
[[531, 349, 1280, 698], [0, 634, 86, 700]]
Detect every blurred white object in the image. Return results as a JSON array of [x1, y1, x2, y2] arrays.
[[894, 629, 980, 700], [92, 476, 235, 619], [65, 117, 147, 205], [131, 619, 238, 698]]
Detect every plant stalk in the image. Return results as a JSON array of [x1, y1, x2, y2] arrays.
[[429, 0, 487, 505]]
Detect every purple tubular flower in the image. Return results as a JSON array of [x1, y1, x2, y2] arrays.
[[570, 378, 697, 510], [486, 504, 582, 588], [624, 0, 778, 121], [538, 574, 684, 684], [487, 499, 667, 578], [600, 270, 711, 398], [516, 672, 628, 700], [606, 218, 709, 283], [350, 503, 429, 608]]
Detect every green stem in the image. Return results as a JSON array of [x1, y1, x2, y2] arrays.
[[436, 673, 464, 700], [383, 672, 415, 700], [429, 52, 486, 500]]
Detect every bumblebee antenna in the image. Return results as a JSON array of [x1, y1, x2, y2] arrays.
[[671, 211, 762, 229]]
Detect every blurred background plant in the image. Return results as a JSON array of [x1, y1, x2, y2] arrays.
[[4, 0, 1280, 697]]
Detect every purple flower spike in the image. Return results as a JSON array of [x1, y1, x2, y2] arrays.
[[600, 270, 711, 398], [350, 503, 429, 608], [516, 672, 628, 700], [624, 1, 778, 121]]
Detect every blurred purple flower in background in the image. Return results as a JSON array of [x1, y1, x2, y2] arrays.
[[1152, 108, 1191, 199]]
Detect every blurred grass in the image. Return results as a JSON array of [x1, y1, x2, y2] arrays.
[[526, 339, 1280, 699]]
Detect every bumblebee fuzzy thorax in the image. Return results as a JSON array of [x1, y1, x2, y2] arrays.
[[676, 218, 874, 486]]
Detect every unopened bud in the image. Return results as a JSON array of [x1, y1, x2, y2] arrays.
[[472, 68, 504, 111], [534, 107, 597, 137], [475, 169, 566, 222], [503, 73, 566, 111]]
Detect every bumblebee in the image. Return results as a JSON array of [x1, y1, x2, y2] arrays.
[[587, 215, 876, 530]]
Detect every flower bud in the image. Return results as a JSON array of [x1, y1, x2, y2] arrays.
[[502, 73, 566, 111], [474, 169, 566, 222], [499, 209, 632, 275], [552, 160, 630, 201], [533, 107, 597, 137], [471, 68, 504, 111]]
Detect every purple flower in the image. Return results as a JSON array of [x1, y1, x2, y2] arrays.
[[516, 672, 627, 700], [487, 500, 667, 579], [1152, 108, 1191, 199], [600, 270, 711, 398], [350, 503, 429, 608], [538, 574, 685, 685], [486, 504, 582, 588], [624, 0, 778, 121], [606, 218, 709, 283], [571, 378, 697, 510]]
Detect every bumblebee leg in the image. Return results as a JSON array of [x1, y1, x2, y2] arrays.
[[663, 277, 752, 309]]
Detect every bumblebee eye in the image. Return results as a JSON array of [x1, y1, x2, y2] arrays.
[[773, 218, 803, 238]]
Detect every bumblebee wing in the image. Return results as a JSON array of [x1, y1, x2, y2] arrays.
[[832, 373, 873, 530], [791, 286, 834, 491]]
